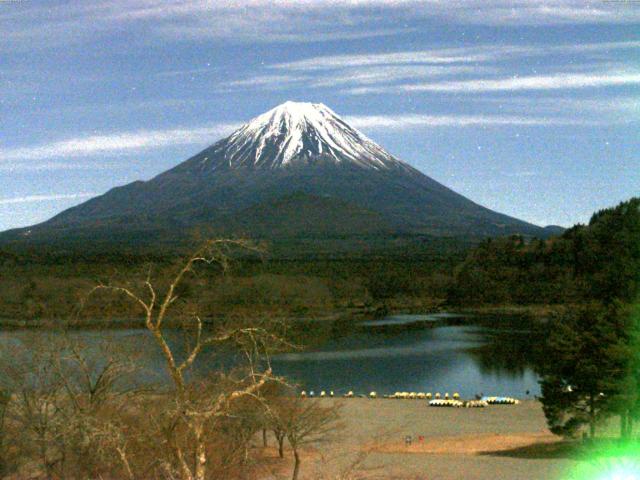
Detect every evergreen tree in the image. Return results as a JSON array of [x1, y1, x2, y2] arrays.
[[538, 304, 631, 438], [609, 301, 640, 439], [579, 198, 640, 304]]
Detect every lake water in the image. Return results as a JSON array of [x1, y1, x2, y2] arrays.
[[0, 314, 544, 399]]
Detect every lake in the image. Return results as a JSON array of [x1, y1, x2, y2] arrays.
[[0, 314, 544, 399]]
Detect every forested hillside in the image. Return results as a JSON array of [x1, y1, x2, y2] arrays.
[[1, 198, 637, 324], [448, 197, 640, 306]]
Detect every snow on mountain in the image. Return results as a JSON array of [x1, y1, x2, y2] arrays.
[[199, 101, 408, 171]]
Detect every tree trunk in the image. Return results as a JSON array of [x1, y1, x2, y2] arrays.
[[292, 449, 301, 480], [38, 429, 54, 480], [621, 410, 629, 439], [589, 394, 596, 439], [175, 446, 194, 480], [263, 428, 268, 447], [194, 423, 206, 480], [277, 435, 284, 458]]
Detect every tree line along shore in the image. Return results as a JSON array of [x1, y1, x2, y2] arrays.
[[1, 198, 637, 327]]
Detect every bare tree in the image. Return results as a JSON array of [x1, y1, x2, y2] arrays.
[[87, 239, 290, 480], [0, 335, 69, 479], [55, 337, 149, 479], [312, 450, 383, 480], [266, 392, 342, 480], [0, 334, 149, 480]]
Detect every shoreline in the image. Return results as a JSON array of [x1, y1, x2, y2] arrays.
[[0, 303, 566, 330]]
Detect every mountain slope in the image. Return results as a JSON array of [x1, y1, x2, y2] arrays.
[[1, 102, 550, 248]]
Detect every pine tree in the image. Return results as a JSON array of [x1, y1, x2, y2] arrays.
[[538, 304, 631, 438], [608, 301, 640, 439]]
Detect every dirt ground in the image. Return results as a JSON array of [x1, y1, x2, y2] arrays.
[[275, 398, 581, 480], [370, 431, 559, 455]]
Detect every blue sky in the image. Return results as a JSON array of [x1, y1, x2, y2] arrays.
[[1, 0, 639, 231]]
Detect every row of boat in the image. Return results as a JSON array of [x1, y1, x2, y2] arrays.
[[388, 391, 460, 400], [427, 398, 518, 408], [299, 390, 520, 406]]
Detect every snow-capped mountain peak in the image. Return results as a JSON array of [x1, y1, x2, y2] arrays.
[[11, 101, 548, 243], [204, 101, 407, 170]]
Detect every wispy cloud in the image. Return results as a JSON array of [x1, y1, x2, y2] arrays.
[[273, 48, 493, 71], [0, 193, 97, 206], [106, 1, 640, 28], [346, 72, 640, 94], [156, 24, 413, 43], [273, 41, 640, 71], [312, 65, 496, 88], [213, 41, 639, 97], [1, 123, 240, 163], [225, 75, 310, 88], [442, 1, 640, 26], [0, 162, 120, 173], [346, 114, 602, 128], [475, 96, 640, 117], [3, 1, 640, 55], [219, 65, 494, 92], [1, 111, 611, 169], [0, 1, 413, 52]]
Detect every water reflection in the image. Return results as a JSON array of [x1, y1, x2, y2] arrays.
[[467, 328, 546, 377], [272, 316, 543, 398], [359, 313, 466, 327], [0, 314, 544, 399]]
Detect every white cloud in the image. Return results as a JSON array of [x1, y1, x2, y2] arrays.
[[1, 110, 609, 170], [0, 193, 97, 206], [273, 49, 493, 71], [311, 65, 496, 88], [463, 2, 640, 25], [225, 75, 310, 88], [3, 1, 639, 54], [157, 24, 412, 43], [241, 41, 639, 95], [0, 1, 413, 52], [0, 123, 240, 163], [475, 96, 640, 117], [207, 41, 640, 105], [107, 1, 640, 27], [346, 72, 640, 94], [346, 113, 602, 128], [273, 41, 640, 72], [0, 162, 120, 173], [219, 65, 495, 92]]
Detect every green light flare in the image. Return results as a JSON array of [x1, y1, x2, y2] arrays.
[[564, 443, 640, 480]]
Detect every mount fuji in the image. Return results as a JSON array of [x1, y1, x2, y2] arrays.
[[1, 102, 552, 249]]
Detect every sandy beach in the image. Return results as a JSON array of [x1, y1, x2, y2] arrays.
[[273, 398, 579, 480]]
